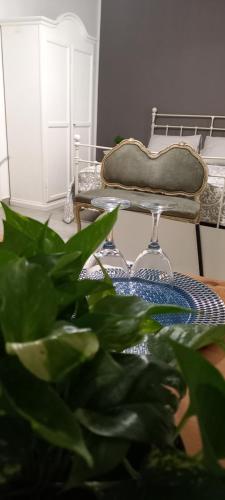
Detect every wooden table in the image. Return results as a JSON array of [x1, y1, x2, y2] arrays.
[[176, 275, 225, 456]]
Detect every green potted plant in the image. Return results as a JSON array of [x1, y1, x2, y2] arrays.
[[0, 203, 225, 498], [113, 135, 125, 145]]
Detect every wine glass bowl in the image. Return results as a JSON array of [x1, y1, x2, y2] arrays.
[[131, 201, 176, 283], [85, 197, 130, 279]]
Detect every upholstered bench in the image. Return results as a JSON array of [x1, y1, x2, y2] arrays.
[[74, 139, 208, 273]]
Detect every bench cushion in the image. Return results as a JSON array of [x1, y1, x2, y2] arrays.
[[102, 141, 207, 196], [76, 187, 200, 221]]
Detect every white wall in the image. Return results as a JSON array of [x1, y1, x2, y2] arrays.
[[0, 0, 101, 38]]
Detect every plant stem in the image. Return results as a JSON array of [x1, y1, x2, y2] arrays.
[[123, 458, 140, 480]]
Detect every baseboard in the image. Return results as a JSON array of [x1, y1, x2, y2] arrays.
[[10, 197, 65, 211]]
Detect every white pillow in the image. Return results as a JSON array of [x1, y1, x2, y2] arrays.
[[148, 134, 202, 153], [201, 136, 225, 165]]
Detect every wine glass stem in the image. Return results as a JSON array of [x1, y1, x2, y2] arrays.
[[148, 210, 161, 249], [103, 229, 115, 249]]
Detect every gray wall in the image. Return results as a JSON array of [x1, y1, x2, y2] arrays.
[[97, 0, 225, 146]]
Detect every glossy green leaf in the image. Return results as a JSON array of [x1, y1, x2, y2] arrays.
[[50, 251, 82, 280], [56, 279, 115, 312], [0, 250, 18, 266], [65, 208, 118, 270], [6, 322, 99, 381], [72, 352, 182, 449], [29, 252, 65, 273], [2, 203, 44, 239], [75, 295, 163, 351], [1, 221, 37, 257], [0, 258, 57, 342], [145, 304, 193, 316], [2, 203, 65, 254], [0, 357, 92, 465], [77, 313, 153, 351], [76, 401, 174, 446], [35, 218, 65, 253], [171, 341, 225, 472], [69, 350, 131, 410], [68, 432, 129, 486], [92, 295, 151, 318], [148, 324, 225, 365]]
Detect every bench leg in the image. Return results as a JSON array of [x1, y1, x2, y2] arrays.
[[74, 202, 82, 232], [195, 224, 204, 276]]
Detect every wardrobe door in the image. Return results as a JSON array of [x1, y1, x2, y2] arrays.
[[40, 30, 70, 203], [72, 45, 94, 165], [0, 28, 9, 200]]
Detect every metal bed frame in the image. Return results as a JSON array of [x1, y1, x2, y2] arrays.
[[149, 107, 225, 275], [151, 106, 225, 140], [150, 107, 225, 225]]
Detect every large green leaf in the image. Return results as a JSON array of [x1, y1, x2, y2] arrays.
[[0, 250, 18, 266], [70, 352, 181, 434], [0, 357, 92, 465], [0, 258, 57, 342], [1, 221, 37, 257], [35, 218, 65, 253], [6, 322, 99, 381], [2, 203, 65, 254], [148, 324, 225, 365], [76, 402, 174, 446], [65, 208, 118, 269], [72, 353, 182, 448], [171, 341, 225, 472], [92, 295, 151, 318], [56, 279, 115, 313], [68, 432, 129, 487], [68, 350, 125, 410], [50, 251, 82, 280], [76, 296, 161, 351], [77, 313, 159, 351]]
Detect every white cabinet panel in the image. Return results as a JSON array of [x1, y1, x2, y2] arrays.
[[73, 50, 93, 123], [47, 128, 69, 200], [47, 41, 69, 123], [2, 24, 43, 203], [0, 28, 9, 200]]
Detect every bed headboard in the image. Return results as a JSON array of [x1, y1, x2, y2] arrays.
[[150, 107, 225, 139]]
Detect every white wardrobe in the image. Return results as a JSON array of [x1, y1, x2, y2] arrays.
[[1, 13, 99, 209]]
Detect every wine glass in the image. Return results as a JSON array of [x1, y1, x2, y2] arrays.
[[131, 201, 176, 283], [85, 197, 130, 279]]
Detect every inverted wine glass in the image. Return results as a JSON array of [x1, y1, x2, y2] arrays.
[[85, 196, 130, 279], [131, 201, 176, 283]]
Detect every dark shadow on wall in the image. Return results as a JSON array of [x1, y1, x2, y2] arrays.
[[97, 0, 225, 147]]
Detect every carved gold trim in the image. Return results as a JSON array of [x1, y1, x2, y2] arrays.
[[100, 139, 208, 198]]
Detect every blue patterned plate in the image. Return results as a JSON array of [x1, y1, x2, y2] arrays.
[[114, 271, 225, 356], [81, 268, 225, 325], [113, 270, 225, 326], [113, 277, 195, 325]]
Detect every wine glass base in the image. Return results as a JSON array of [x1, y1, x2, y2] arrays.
[[131, 268, 173, 283], [85, 247, 130, 279], [131, 248, 173, 283]]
